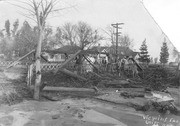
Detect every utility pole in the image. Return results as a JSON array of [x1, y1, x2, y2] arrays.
[[111, 23, 124, 63]]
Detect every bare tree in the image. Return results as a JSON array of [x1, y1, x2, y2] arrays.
[[59, 21, 103, 49], [8, 0, 73, 100], [119, 34, 134, 49], [57, 21, 103, 74], [75, 21, 103, 50], [61, 22, 76, 46], [103, 25, 133, 48], [101, 25, 115, 46]]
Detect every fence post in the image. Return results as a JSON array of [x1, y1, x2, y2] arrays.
[[27, 65, 30, 86], [27, 64, 33, 87]]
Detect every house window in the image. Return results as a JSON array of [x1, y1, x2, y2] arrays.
[[61, 54, 66, 60]]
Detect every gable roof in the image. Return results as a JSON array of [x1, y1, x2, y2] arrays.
[[90, 46, 109, 52], [90, 45, 136, 57], [44, 45, 108, 55], [107, 46, 134, 56], [46, 45, 81, 54]]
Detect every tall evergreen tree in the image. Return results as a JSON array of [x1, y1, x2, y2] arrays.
[[5, 20, 11, 37], [160, 39, 169, 64], [12, 19, 19, 37], [138, 39, 150, 63]]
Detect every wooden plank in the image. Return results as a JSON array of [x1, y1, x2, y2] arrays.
[[27, 65, 30, 86], [59, 68, 87, 81], [41, 54, 49, 62], [54, 50, 81, 74], [6, 50, 35, 69], [130, 57, 143, 71], [43, 86, 95, 92], [89, 71, 102, 78], [83, 55, 99, 71], [28, 64, 34, 86]]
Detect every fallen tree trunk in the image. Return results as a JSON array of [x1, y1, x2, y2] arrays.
[[43, 86, 95, 92], [54, 50, 81, 74], [6, 49, 35, 69], [130, 57, 143, 71], [60, 68, 87, 81], [83, 55, 100, 72]]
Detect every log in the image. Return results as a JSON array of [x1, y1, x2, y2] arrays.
[[60, 68, 87, 81], [41, 54, 49, 62], [6, 49, 35, 69], [41, 94, 59, 101], [130, 57, 143, 71], [27, 64, 34, 86], [89, 71, 102, 78], [83, 55, 99, 71], [43, 86, 95, 92], [54, 50, 81, 74]]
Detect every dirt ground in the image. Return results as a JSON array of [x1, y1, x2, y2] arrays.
[[0, 67, 180, 126], [0, 98, 136, 126], [0, 96, 180, 126]]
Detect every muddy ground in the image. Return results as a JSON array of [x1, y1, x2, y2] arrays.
[[0, 66, 180, 126], [0, 86, 180, 126], [0, 96, 180, 126]]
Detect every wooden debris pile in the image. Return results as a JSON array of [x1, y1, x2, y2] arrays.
[[142, 91, 179, 114], [120, 91, 144, 98], [140, 66, 178, 90], [0, 81, 32, 105]]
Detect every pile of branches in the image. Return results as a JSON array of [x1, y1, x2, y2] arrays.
[[41, 71, 90, 88], [141, 65, 178, 91], [0, 80, 32, 105]]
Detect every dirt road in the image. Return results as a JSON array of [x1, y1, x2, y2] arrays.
[[0, 98, 179, 126]]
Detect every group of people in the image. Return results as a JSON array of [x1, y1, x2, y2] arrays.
[[96, 56, 139, 78], [118, 56, 139, 77], [73, 55, 139, 78]]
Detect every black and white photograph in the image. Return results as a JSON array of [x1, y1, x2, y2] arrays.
[[0, 0, 179, 126]]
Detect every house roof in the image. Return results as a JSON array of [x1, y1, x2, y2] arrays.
[[46, 45, 81, 54], [90, 45, 137, 58], [108, 46, 133, 55], [90, 46, 109, 52], [44, 45, 108, 55], [44, 45, 137, 57]]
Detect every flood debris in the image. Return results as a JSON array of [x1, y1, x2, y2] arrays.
[[120, 91, 144, 98], [144, 91, 179, 114]]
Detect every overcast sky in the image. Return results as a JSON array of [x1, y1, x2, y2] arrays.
[[143, 0, 180, 51], [0, 0, 179, 60]]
